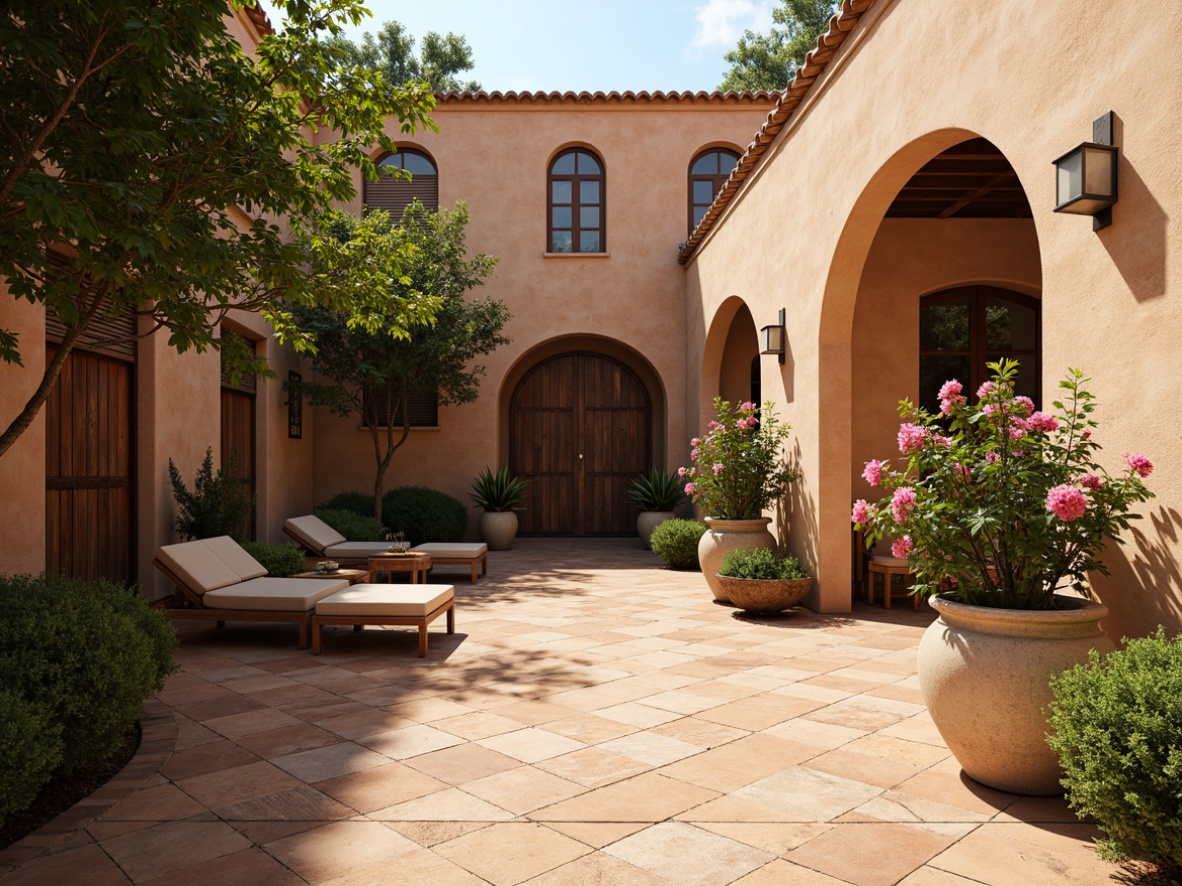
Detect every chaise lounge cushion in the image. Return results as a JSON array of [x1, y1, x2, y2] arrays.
[[204, 577, 349, 612], [316, 584, 455, 618], [323, 541, 398, 559], [284, 515, 347, 554], [411, 542, 488, 559], [157, 540, 241, 594], [870, 555, 909, 568], [203, 535, 268, 581]]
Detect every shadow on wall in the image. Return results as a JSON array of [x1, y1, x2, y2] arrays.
[[1094, 506, 1182, 640], [777, 438, 820, 608]]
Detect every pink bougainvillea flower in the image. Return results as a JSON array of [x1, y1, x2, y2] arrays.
[[891, 536, 913, 559], [851, 499, 876, 524], [1081, 429, 1092, 440], [938, 379, 963, 401], [1124, 452, 1153, 478], [707, 420, 722, 431], [739, 401, 757, 412], [1012, 450, 1026, 458], [891, 486, 917, 524], [684, 483, 697, 495], [1009, 426, 1026, 440], [932, 435, 953, 447], [985, 451, 1000, 464], [977, 380, 995, 399], [953, 462, 971, 479], [735, 418, 749, 430], [690, 448, 700, 460], [1026, 411, 1060, 433], [862, 459, 885, 487], [690, 437, 701, 447], [1079, 474, 1103, 490], [1046, 484, 1088, 521], [677, 467, 687, 477], [897, 423, 928, 455], [712, 463, 724, 475], [1013, 396, 1036, 417]]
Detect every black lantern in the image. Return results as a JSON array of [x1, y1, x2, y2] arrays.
[[1052, 112, 1117, 229], [760, 308, 785, 365]]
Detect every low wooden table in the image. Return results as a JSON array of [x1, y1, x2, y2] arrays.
[[293, 568, 370, 585], [368, 553, 432, 584]]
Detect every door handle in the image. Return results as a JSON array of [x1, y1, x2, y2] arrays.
[[578, 453, 584, 459]]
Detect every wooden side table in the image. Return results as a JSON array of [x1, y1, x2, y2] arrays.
[[293, 568, 370, 585], [368, 553, 432, 584]]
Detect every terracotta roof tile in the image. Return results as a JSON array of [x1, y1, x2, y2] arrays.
[[677, 0, 877, 265], [435, 89, 780, 105], [245, 2, 274, 36]]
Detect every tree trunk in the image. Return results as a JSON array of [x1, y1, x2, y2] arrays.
[[0, 317, 89, 460]]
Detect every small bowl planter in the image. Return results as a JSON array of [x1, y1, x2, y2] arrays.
[[715, 575, 811, 613]]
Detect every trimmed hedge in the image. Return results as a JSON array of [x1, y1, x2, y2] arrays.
[[316, 491, 374, 517], [382, 486, 467, 545], [650, 519, 706, 570], [240, 541, 306, 577], [719, 547, 809, 581], [0, 575, 177, 820], [313, 507, 387, 541]]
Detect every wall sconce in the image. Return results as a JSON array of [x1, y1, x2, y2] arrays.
[[760, 308, 785, 365], [286, 370, 303, 439], [1052, 111, 1117, 230]]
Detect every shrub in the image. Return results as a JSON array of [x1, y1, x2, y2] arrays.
[[650, 518, 707, 570], [629, 468, 687, 512], [719, 547, 809, 581], [314, 508, 387, 541], [0, 689, 62, 819], [168, 447, 254, 541], [240, 541, 306, 577], [0, 575, 177, 807], [1047, 628, 1182, 875], [317, 491, 375, 517], [382, 486, 468, 545]]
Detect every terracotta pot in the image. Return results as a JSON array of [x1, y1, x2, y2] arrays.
[[716, 576, 811, 613], [697, 517, 776, 602], [637, 511, 675, 549], [918, 593, 1114, 796], [479, 511, 518, 551]]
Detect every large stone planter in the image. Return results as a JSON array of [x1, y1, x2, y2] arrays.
[[697, 517, 776, 603], [716, 576, 811, 613], [478, 511, 518, 551], [637, 511, 675, 549], [918, 594, 1114, 796]]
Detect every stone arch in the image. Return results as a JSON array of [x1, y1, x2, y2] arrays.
[[700, 295, 759, 424]]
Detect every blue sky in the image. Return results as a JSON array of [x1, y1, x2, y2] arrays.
[[332, 1, 776, 93]]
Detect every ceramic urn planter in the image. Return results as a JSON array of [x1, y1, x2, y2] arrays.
[[697, 517, 776, 603], [715, 576, 811, 613], [479, 511, 518, 551], [917, 594, 1114, 796], [637, 511, 675, 550]]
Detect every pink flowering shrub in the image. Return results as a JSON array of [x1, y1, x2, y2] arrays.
[[852, 360, 1155, 609], [679, 398, 797, 519]]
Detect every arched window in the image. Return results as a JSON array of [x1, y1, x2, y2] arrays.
[[363, 148, 438, 217], [689, 148, 739, 234], [919, 286, 1041, 413], [548, 149, 604, 253]]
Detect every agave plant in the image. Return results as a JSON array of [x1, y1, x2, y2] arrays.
[[628, 468, 687, 512], [469, 467, 529, 512]]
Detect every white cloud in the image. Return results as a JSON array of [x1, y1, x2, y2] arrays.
[[691, 0, 773, 49]]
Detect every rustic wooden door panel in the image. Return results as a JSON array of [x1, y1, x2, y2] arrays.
[[220, 388, 256, 540], [511, 352, 651, 536]]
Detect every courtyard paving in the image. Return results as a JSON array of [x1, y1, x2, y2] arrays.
[[0, 538, 1124, 885]]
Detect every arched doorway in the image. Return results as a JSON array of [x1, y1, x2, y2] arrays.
[[510, 352, 652, 535]]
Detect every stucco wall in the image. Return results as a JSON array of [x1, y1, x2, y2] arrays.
[[686, 0, 1182, 638]]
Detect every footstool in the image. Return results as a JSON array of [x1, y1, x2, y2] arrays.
[[411, 542, 488, 583], [311, 583, 455, 656]]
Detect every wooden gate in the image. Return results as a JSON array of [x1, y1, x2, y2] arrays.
[[45, 348, 135, 583], [510, 353, 651, 535], [220, 334, 257, 541]]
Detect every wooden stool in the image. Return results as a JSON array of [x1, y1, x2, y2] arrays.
[[867, 555, 919, 610]]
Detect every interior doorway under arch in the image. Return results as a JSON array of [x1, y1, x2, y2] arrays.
[[510, 351, 653, 535]]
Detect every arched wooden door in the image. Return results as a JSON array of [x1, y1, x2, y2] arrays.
[[511, 353, 652, 535]]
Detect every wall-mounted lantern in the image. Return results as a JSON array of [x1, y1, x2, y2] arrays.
[[287, 370, 303, 439], [760, 308, 786, 365], [1053, 111, 1117, 230]]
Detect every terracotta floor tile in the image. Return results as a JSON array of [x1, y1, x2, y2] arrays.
[[98, 783, 206, 822], [101, 821, 251, 882], [225, 819, 327, 845], [433, 711, 530, 740], [696, 694, 823, 731], [270, 741, 392, 782], [786, 822, 956, 886], [383, 821, 492, 847], [843, 733, 951, 770], [928, 822, 1116, 886], [541, 822, 650, 849], [177, 760, 303, 808], [764, 716, 868, 749], [175, 695, 266, 722], [650, 717, 749, 748], [137, 847, 303, 886], [803, 747, 922, 789], [732, 766, 883, 822], [530, 772, 718, 822], [896, 867, 990, 886], [692, 821, 832, 855], [202, 707, 304, 739], [235, 722, 343, 759], [604, 822, 772, 886], [387, 697, 477, 723], [316, 846, 488, 886], [404, 742, 522, 785], [313, 761, 446, 813], [368, 787, 516, 822], [314, 708, 415, 740], [463, 766, 587, 814], [591, 702, 683, 728], [0, 844, 129, 886], [263, 820, 419, 883], [534, 747, 653, 788], [893, 768, 1019, 816], [728, 858, 853, 886], [159, 739, 261, 781], [212, 785, 354, 821], [434, 822, 591, 886], [476, 727, 587, 763], [542, 713, 639, 744], [843, 790, 994, 825], [494, 699, 585, 726], [596, 731, 702, 766], [656, 734, 818, 792], [355, 724, 466, 760]]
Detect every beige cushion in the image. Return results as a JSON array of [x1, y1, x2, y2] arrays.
[[157, 540, 240, 594], [202, 535, 268, 581], [411, 543, 487, 560], [204, 577, 348, 612], [323, 541, 399, 559], [284, 515, 346, 554], [870, 555, 910, 568], [316, 584, 455, 618]]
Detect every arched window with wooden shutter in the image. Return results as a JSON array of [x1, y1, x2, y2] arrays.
[[363, 149, 439, 218]]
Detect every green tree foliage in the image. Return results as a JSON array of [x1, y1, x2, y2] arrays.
[[294, 202, 508, 522], [718, 1, 838, 92], [0, 0, 438, 460], [333, 21, 481, 92]]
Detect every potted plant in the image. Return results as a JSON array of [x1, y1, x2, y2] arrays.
[[469, 467, 528, 550], [629, 468, 687, 549], [717, 547, 811, 613], [853, 360, 1154, 795], [680, 398, 798, 602]]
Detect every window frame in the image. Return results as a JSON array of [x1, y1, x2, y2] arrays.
[[547, 148, 606, 254], [364, 147, 439, 215], [688, 148, 740, 236], [361, 389, 440, 430]]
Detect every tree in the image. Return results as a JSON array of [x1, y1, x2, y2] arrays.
[[295, 202, 508, 522], [0, 0, 439, 461], [718, 1, 837, 92], [334, 21, 481, 93]]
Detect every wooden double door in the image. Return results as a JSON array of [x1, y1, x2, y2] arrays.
[[511, 353, 652, 535]]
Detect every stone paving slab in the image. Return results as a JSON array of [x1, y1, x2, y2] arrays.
[[1, 538, 1125, 885]]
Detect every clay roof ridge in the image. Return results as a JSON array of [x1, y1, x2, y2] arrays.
[[434, 89, 781, 104], [246, 1, 275, 37], [677, 0, 877, 265]]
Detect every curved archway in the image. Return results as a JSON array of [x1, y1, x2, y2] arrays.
[[499, 336, 665, 536], [700, 296, 760, 424]]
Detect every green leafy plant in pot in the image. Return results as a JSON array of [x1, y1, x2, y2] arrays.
[[852, 360, 1155, 795], [469, 467, 528, 550], [628, 468, 687, 549], [717, 547, 811, 613]]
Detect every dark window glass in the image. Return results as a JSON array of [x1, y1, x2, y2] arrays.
[[363, 390, 439, 428], [548, 148, 605, 253], [688, 148, 740, 236], [366, 148, 439, 214]]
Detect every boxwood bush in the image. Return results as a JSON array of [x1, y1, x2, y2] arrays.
[[313, 507, 387, 541], [1047, 628, 1182, 875], [240, 541, 307, 577], [0, 575, 177, 819], [719, 547, 809, 581], [316, 491, 374, 517], [650, 518, 706, 570], [382, 486, 468, 545]]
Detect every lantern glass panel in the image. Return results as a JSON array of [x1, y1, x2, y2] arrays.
[[1084, 146, 1113, 197], [1056, 149, 1083, 205]]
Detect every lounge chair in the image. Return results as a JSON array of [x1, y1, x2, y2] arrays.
[[152, 535, 350, 648]]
